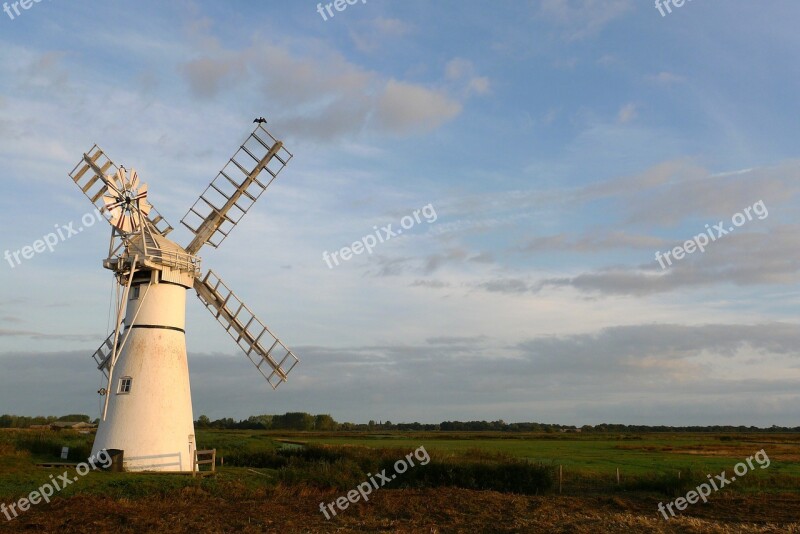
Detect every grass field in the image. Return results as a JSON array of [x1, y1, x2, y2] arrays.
[[256, 430, 800, 476], [0, 429, 797, 532]]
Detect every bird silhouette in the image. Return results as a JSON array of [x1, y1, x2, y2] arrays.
[[253, 117, 267, 124]]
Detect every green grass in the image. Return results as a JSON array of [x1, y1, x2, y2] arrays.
[[0, 429, 797, 501], [286, 432, 800, 477], [246, 431, 800, 495]]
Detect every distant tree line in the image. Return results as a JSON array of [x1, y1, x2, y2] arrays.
[[191, 414, 800, 433], [2, 413, 799, 433], [194, 413, 339, 431], [0, 414, 92, 428]]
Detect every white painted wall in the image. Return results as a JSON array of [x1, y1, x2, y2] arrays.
[[91, 280, 196, 472]]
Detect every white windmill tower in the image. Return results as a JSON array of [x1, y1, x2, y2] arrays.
[[67, 123, 299, 472]]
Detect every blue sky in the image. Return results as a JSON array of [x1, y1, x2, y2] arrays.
[[1, 0, 799, 426]]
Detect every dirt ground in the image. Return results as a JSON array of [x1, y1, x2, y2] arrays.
[[0, 487, 797, 533]]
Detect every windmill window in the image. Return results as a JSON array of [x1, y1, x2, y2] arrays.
[[118, 377, 133, 394], [130, 286, 140, 300]]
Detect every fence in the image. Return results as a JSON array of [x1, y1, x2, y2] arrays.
[[193, 449, 217, 477]]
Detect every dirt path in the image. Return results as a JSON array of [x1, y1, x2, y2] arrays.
[[0, 488, 797, 533]]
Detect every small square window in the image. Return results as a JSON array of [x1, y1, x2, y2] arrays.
[[118, 377, 133, 394], [130, 286, 140, 300]]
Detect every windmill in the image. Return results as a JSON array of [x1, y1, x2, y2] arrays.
[[67, 123, 299, 472]]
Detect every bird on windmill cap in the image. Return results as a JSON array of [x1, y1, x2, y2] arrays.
[[253, 117, 267, 124]]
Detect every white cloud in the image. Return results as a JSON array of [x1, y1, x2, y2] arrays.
[[467, 77, 490, 96], [647, 71, 686, 84], [373, 17, 412, 36], [373, 79, 462, 133], [180, 55, 245, 99], [617, 102, 638, 124], [445, 58, 473, 81], [349, 17, 414, 53], [539, 0, 633, 40], [177, 41, 467, 140], [4, 321, 799, 424], [444, 58, 491, 96]]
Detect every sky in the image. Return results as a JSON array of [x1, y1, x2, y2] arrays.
[[0, 0, 799, 426]]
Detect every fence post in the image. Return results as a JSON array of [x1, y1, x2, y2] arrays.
[[616, 467, 620, 485], [559, 465, 562, 494]]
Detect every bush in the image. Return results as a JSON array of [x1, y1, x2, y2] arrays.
[[0, 442, 19, 456], [622, 468, 700, 496], [14, 431, 93, 462], [220, 448, 287, 469], [270, 445, 554, 494], [277, 457, 366, 489], [382, 459, 553, 494]]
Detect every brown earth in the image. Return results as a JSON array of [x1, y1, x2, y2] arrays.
[[0, 487, 797, 534], [615, 438, 800, 462]]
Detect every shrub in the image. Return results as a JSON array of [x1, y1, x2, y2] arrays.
[[276, 457, 366, 489], [273, 445, 554, 494], [220, 448, 287, 469], [622, 468, 699, 496], [382, 459, 553, 494], [14, 431, 93, 461]]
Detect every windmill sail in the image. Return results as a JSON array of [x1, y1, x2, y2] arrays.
[[91, 331, 117, 379], [181, 125, 292, 255], [194, 270, 299, 389], [69, 145, 173, 237]]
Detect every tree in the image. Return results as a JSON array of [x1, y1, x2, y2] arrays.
[[272, 412, 315, 430], [196, 415, 211, 428], [211, 417, 235, 429], [314, 414, 338, 431], [244, 415, 273, 429]]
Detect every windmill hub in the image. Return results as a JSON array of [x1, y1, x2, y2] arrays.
[[67, 122, 299, 473]]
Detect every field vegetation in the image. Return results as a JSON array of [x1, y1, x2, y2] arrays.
[[0, 428, 797, 532]]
